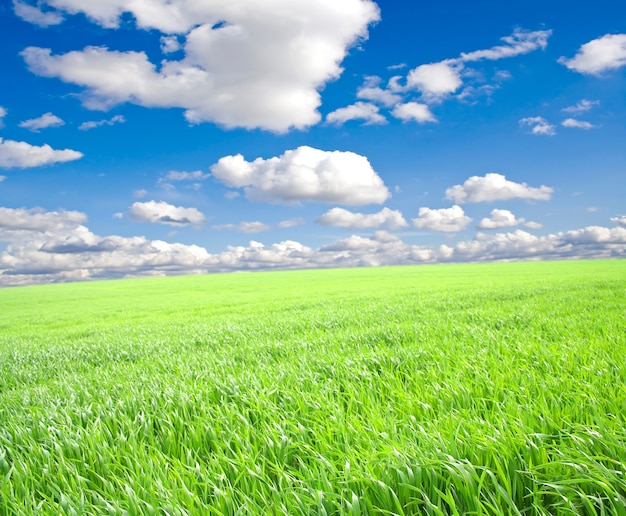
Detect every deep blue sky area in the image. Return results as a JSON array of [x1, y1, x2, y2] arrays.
[[0, 0, 624, 285]]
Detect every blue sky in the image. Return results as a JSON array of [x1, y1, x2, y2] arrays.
[[0, 0, 625, 285]]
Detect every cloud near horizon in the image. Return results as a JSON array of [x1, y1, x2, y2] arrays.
[[445, 173, 554, 203], [2, 205, 624, 286]]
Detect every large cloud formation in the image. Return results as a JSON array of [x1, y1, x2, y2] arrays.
[[1, 206, 625, 286], [211, 146, 391, 205], [19, 0, 380, 132]]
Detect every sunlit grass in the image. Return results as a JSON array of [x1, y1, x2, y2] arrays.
[[1, 260, 625, 514]]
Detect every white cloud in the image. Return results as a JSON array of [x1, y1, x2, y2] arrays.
[[356, 76, 402, 106], [391, 102, 437, 123], [412, 205, 472, 232], [160, 35, 181, 54], [445, 173, 553, 204], [19, 112, 64, 132], [1, 205, 625, 286], [0, 138, 83, 168], [0, 176, 5, 183], [459, 29, 551, 62], [128, 200, 205, 226], [523, 221, 543, 230], [79, 114, 125, 130], [316, 207, 408, 230], [406, 61, 463, 99], [161, 170, 210, 182], [0, 106, 6, 127], [562, 99, 599, 114], [519, 116, 556, 136], [210, 146, 391, 206], [214, 221, 271, 233], [559, 34, 626, 75], [403, 29, 551, 102], [611, 216, 626, 228], [20, 0, 380, 132], [133, 189, 148, 198], [13, 0, 63, 26], [561, 118, 595, 129], [277, 218, 305, 229], [326, 102, 386, 125], [477, 209, 526, 229]]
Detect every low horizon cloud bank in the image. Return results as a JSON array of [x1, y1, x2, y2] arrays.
[[1, 205, 624, 286]]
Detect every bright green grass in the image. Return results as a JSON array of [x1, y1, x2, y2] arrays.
[[0, 260, 625, 515]]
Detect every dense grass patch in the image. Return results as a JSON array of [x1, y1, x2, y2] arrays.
[[1, 260, 625, 514]]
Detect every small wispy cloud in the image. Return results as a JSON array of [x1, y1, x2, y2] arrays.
[[79, 115, 125, 131], [519, 116, 556, 136]]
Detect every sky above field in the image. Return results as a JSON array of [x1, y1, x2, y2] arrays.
[[0, 0, 625, 285]]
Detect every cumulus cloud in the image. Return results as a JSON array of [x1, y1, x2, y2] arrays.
[[20, 0, 380, 132], [210, 146, 390, 205], [406, 61, 463, 99], [0, 138, 83, 168], [559, 34, 626, 75], [412, 205, 472, 232], [212, 221, 271, 233], [128, 200, 205, 226], [562, 99, 599, 114], [561, 118, 595, 129], [316, 207, 408, 230], [356, 76, 402, 106], [326, 102, 386, 125], [160, 35, 181, 54], [477, 209, 526, 229], [391, 102, 437, 123], [611, 216, 626, 228], [79, 114, 125, 130], [1, 205, 625, 286], [445, 173, 553, 204], [13, 0, 63, 26], [18, 112, 64, 132], [403, 29, 551, 102], [519, 116, 556, 136]]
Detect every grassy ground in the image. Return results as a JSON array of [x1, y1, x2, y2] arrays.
[[0, 260, 625, 515]]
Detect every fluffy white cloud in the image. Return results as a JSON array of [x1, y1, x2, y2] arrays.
[[611, 216, 626, 228], [561, 118, 595, 129], [13, 0, 63, 26], [0, 138, 83, 168], [79, 114, 125, 130], [210, 146, 390, 206], [406, 61, 463, 99], [519, 116, 556, 136], [316, 207, 408, 229], [445, 173, 553, 204], [160, 35, 181, 54], [562, 99, 599, 114], [212, 221, 271, 233], [477, 209, 525, 229], [559, 34, 626, 75], [21, 0, 380, 132], [412, 205, 471, 232], [391, 102, 437, 123], [356, 76, 402, 106], [1, 205, 625, 286], [18, 112, 64, 132], [326, 102, 386, 125], [128, 200, 205, 226]]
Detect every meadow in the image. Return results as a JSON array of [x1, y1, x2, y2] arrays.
[[0, 260, 625, 515]]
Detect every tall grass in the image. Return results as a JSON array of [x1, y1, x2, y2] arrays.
[[0, 260, 625, 514]]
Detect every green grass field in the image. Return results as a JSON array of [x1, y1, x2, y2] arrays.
[[1, 260, 625, 515]]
